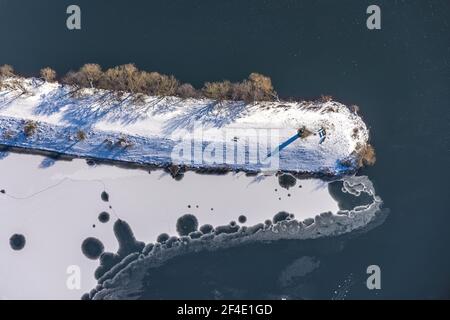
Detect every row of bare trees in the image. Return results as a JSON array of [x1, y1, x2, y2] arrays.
[[62, 64, 278, 102], [1, 63, 278, 102], [202, 73, 277, 103]]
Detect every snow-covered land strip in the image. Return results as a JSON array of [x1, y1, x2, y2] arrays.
[[0, 78, 370, 174]]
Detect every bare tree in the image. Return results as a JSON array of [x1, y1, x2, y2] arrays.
[[176, 83, 198, 99], [0, 64, 15, 78], [58, 64, 279, 103], [62, 71, 79, 87], [202, 81, 232, 100], [101, 64, 141, 93], [248, 73, 277, 101], [79, 64, 103, 88], [156, 74, 179, 96], [40, 67, 57, 82], [231, 80, 254, 103]]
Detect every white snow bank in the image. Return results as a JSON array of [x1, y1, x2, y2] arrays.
[[0, 78, 370, 174]]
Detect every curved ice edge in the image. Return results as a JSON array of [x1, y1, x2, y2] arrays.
[[89, 175, 384, 300]]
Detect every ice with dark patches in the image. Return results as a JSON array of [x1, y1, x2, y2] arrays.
[[87, 176, 385, 300], [101, 191, 109, 202], [278, 173, 297, 190], [176, 214, 199, 236], [9, 234, 26, 251], [98, 212, 110, 223], [81, 237, 104, 260]]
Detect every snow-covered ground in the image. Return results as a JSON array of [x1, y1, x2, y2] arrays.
[[0, 78, 370, 174]]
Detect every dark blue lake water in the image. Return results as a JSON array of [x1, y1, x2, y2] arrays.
[[0, 0, 449, 299]]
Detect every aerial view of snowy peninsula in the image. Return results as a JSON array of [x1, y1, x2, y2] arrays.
[[0, 0, 448, 306]]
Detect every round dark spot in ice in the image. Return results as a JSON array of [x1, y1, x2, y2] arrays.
[[196, 205, 199, 208], [174, 174, 184, 181], [238, 215, 247, 224], [101, 191, 109, 202], [273, 211, 290, 224], [92, 224, 96, 228], [200, 224, 214, 234], [157, 233, 170, 243], [176, 214, 199, 236], [288, 194, 291, 197], [9, 234, 26, 251], [0, 189, 5, 194], [187, 205, 191, 208], [275, 189, 278, 192], [81, 237, 104, 260], [210, 208, 214, 211], [279, 197, 282, 200], [278, 173, 297, 190], [98, 212, 110, 223], [230, 221, 237, 227]]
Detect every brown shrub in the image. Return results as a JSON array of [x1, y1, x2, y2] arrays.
[[0, 64, 15, 78], [176, 83, 198, 98], [62, 71, 79, 87], [157, 74, 179, 96], [24, 121, 38, 137], [101, 64, 146, 94], [140, 72, 179, 96], [248, 72, 276, 101], [359, 144, 376, 167], [76, 130, 86, 141], [202, 81, 232, 100], [40, 67, 57, 82], [320, 95, 333, 102], [350, 104, 360, 113], [231, 80, 254, 103], [78, 63, 103, 88], [230, 73, 277, 102]]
